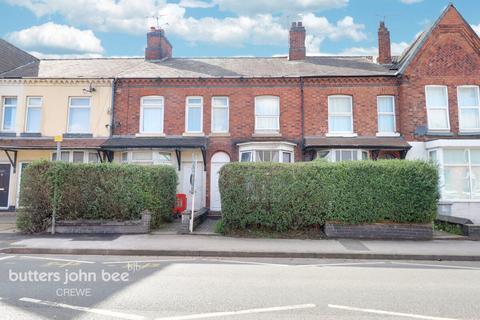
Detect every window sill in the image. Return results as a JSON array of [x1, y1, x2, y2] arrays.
[[20, 132, 42, 137], [136, 133, 166, 137], [376, 132, 400, 137], [426, 131, 453, 136], [0, 132, 16, 137], [63, 133, 93, 138], [458, 131, 480, 136], [326, 133, 358, 137], [252, 132, 282, 137], [182, 132, 205, 137], [209, 132, 230, 137]]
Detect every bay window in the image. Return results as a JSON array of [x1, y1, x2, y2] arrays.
[[317, 149, 369, 162], [425, 86, 449, 131], [255, 96, 279, 133], [186, 97, 203, 133], [2, 97, 17, 132], [68, 97, 91, 133], [238, 142, 294, 163], [121, 151, 172, 166], [458, 86, 480, 131], [140, 96, 164, 134], [377, 96, 396, 134], [430, 148, 480, 200], [25, 97, 42, 133], [328, 95, 353, 135], [211, 97, 229, 133], [52, 151, 99, 163]]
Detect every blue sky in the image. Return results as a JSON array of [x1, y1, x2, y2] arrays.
[[0, 0, 479, 59]]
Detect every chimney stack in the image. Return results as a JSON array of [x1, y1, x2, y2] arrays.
[[377, 21, 392, 64], [145, 27, 172, 61], [289, 22, 306, 61]]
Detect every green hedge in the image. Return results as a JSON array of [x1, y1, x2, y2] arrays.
[[17, 161, 177, 233], [219, 160, 439, 232]]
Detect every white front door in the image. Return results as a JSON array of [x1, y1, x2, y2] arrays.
[[210, 152, 230, 211], [181, 161, 204, 210]]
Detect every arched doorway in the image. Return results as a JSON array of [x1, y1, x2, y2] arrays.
[[210, 152, 230, 211]]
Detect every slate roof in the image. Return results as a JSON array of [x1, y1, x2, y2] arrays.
[[102, 136, 208, 149], [0, 138, 107, 150], [0, 39, 38, 76], [304, 136, 411, 150]]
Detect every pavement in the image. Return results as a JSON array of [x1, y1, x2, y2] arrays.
[[1, 254, 480, 319], [1, 232, 480, 261]]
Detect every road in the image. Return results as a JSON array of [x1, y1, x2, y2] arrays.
[[0, 254, 479, 319]]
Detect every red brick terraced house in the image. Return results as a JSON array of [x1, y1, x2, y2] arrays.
[[101, 4, 480, 221]]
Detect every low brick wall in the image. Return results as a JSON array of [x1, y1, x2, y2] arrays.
[[324, 222, 433, 240], [462, 225, 480, 239], [52, 212, 151, 234]]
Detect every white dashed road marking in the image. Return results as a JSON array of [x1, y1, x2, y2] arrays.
[[155, 304, 317, 320], [0, 255, 15, 261], [328, 304, 461, 320], [20, 297, 145, 320], [103, 258, 197, 264], [20, 256, 94, 264]]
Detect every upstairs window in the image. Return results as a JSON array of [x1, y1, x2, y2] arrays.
[[255, 96, 280, 133], [211, 97, 229, 133], [140, 96, 164, 134], [25, 97, 42, 133], [2, 97, 17, 132], [458, 86, 480, 131], [68, 97, 91, 133], [377, 96, 396, 134], [186, 97, 203, 133], [425, 86, 449, 131], [328, 96, 353, 134]]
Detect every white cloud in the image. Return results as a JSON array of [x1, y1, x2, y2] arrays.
[[214, 0, 348, 15], [400, 0, 423, 4], [179, 0, 215, 8], [7, 22, 104, 54], [29, 51, 103, 59], [472, 24, 480, 36], [337, 41, 410, 57]]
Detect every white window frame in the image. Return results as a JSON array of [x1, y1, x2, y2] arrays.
[[2, 96, 17, 132], [457, 85, 480, 132], [317, 149, 369, 162], [425, 85, 450, 131], [67, 97, 91, 133], [254, 96, 280, 133], [121, 151, 173, 166], [238, 141, 295, 163], [25, 96, 42, 133], [139, 96, 164, 135], [327, 95, 354, 136], [185, 96, 203, 134], [376, 95, 398, 136], [211, 96, 229, 134], [51, 151, 100, 163]]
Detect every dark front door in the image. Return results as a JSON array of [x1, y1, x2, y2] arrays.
[[0, 164, 11, 208]]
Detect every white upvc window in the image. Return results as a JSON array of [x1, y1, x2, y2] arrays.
[[186, 97, 203, 133], [68, 97, 91, 133], [2, 96, 17, 132], [25, 97, 42, 133], [425, 85, 450, 131], [238, 142, 294, 163], [431, 148, 480, 201], [51, 151, 100, 163], [140, 96, 164, 134], [211, 97, 229, 133], [457, 86, 480, 132], [317, 149, 369, 162], [328, 95, 353, 135], [377, 96, 396, 135], [122, 151, 172, 166], [254, 96, 280, 133]]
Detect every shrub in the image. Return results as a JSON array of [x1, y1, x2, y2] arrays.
[[18, 161, 177, 233], [219, 160, 439, 232]]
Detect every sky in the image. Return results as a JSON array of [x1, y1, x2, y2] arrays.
[[0, 0, 479, 59]]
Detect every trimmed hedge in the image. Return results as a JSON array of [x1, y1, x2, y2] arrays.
[[219, 160, 439, 232], [17, 161, 177, 233]]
